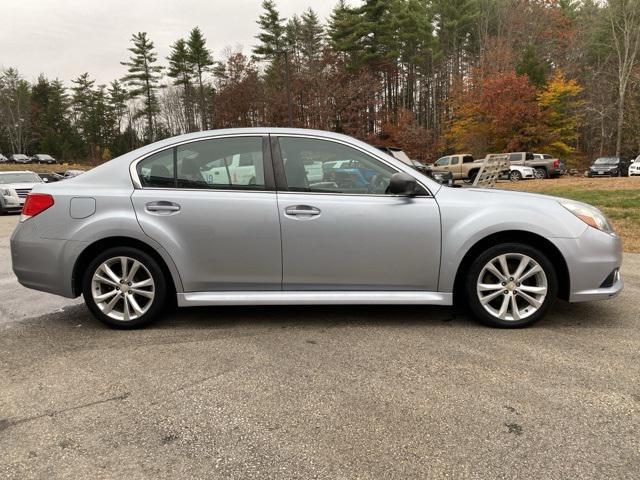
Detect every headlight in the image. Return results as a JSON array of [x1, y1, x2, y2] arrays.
[[1, 187, 13, 196], [559, 200, 614, 234]]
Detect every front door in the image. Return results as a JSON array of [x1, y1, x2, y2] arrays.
[[274, 136, 441, 291], [131, 135, 282, 292]]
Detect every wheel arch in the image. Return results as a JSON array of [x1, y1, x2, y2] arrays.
[[452, 230, 570, 304], [72, 236, 181, 297]]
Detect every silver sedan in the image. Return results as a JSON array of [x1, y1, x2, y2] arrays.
[[10, 128, 622, 328]]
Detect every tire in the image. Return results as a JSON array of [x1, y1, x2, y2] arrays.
[[82, 247, 167, 329], [464, 243, 558, 328], [464, 170, 478, 184], [534, 168, 547, 179], [509, 170, 522, 182]]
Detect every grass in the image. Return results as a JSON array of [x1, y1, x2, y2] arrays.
[[499, 177, 640, 252], [0, 163, 90, 173]]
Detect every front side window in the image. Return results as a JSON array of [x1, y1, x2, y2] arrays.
[[435, 157, 449, 167], [508, 153, 520, 162], [279, 137, 397, 194]]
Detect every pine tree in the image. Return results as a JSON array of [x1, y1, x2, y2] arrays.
[[121, 32, 163, 142], [300, 8, 325, 63], [168, 38, 195, 132], [253, 0, 293, 125], [187, 27, 214, 131]]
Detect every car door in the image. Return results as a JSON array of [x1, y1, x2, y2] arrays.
[[131, 135, 282, 292], [273, 135, 441, 291], [449, 156, 462, 178]]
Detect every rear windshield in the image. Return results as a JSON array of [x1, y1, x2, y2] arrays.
[[0, 172, 42, 184]]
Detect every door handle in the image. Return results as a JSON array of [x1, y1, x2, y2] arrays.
[[285, 205, 321, 217], [146, 201, 181, 213]]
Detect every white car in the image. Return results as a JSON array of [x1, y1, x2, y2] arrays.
[[628, 155, 640, 176], [504, 165, 535, 181], [0, 170, 44, 213]]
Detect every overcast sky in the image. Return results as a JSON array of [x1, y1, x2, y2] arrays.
[[0, 0, 340, 85]]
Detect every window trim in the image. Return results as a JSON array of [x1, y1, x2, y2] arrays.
[[130, 134, 276, 192], [271, 134, 432, 197]]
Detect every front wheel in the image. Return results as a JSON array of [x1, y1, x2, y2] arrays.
[[509, 170, 522, 182], [465, 243, 558, 328], [82, 247, 167, 329]]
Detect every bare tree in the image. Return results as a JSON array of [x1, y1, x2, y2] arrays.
[[608, 0, 640, 157]]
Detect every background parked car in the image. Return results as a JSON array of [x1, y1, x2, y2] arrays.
[[37, 173, 63, 183], [500, 165, 535, 181], [31, 154, 57, 164], [0, 153, 9, 163], [9, 154, 31, 164], [587, 157, 629, 177], [60, 169, 85, 179], [0, 170, 43, 214], [628, 155, 640, 177]]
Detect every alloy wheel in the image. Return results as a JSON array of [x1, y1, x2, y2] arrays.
[[476, 253, 548, 322], [91, 256, 155, 321]]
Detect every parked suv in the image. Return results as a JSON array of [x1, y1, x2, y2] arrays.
[[588, 157, 629, 177], [31, 154, 57, 164], [9, 154, 31, 164]]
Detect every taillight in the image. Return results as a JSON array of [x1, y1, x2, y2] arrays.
[[553, 160, 559, 168], [21, 193, 54, 221]]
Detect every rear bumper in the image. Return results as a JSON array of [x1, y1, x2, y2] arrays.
[[11, 220, 84, 298]]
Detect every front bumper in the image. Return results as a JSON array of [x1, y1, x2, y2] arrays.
[[554, 227, 623, 303]]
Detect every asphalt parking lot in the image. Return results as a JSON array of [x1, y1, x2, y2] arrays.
[[0, 214, 638, 479]]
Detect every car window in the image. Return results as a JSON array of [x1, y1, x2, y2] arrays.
[[137, 149, 175, 188], [435, 157, 449, 166], [508, 153, 520, 162], [278, 137, 397, 195], [450, 156, 460, 165], [525, 152, 534, 160], [462, 155, 474, 163], [176, 137, 264, 189]]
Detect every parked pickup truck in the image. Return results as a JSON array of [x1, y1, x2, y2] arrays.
[[430, 154, 484, 182], [492, 152, 561, 179]]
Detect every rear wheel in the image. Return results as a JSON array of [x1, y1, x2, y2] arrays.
[[82, 247, 167, 329], [465, 243, 557, 328], [534, 168, 547, 179]]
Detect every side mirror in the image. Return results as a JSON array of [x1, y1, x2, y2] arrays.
[[388, 172, 418, 196], [42, 178, 49, 182]]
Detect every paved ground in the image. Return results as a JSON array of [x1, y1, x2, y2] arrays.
[[0, 214, 638, 479]]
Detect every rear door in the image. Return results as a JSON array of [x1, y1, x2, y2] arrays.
[[131, 135, 282, 292], [273, 135, 441, 291]]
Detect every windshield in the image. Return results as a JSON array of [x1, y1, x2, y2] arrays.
[[13, 154, 28, 160], [594, 157, 619, 165], [0, 172, 42, 184]]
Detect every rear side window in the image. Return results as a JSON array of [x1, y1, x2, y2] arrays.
[[525, 152, 534, 160], [137, 149, 175, 188], [463, 155, 474, 163], [177, 137, 264, 189]]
